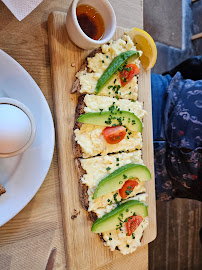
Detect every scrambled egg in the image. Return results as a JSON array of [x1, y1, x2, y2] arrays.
[[102, 217, 149, 255], [87, 181, 146, 212], [80, 151, 143, 189], [80, 151, 145, 212], [83, 94, 146, 119], [80, 151, 148, 255], [94, 193, 148, 218], [74, 124, 142, 158], [76, 35, 142, 100]]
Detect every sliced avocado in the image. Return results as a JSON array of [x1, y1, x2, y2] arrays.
[[93, 164, 151, 199], [77, 110, 142, 132], [95, 50, 139, 94], [91, 200, 148, 233]]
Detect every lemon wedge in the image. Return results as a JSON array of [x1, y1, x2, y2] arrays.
[[127, 28, 157, 70]]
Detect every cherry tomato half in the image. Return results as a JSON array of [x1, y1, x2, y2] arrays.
[[126, 216, 143, 236], [103, 126, 126, 144], [119, 64, 140, 87], [119, 179, 138, 199]]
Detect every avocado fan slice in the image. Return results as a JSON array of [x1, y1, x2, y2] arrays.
[[95, 50, 140, 94], [91, 200, 148, 233], [92, 163, 151, 199], [77, 110, 142, 132]]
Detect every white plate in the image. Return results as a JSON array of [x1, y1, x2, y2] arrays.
[[0, 49, 55, 226]]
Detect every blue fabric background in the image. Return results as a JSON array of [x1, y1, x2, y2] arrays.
[[151, 72, 202, 201]]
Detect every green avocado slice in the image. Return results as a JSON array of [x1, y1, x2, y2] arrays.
[[95, 50, 140, 94], [92, 164, 151, 199], [91, 200, 148, 233], [77, 110, 142, 132]]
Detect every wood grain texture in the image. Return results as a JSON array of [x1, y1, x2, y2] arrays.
[[48, 11, 156, 270], [0, 2, 67, 270]]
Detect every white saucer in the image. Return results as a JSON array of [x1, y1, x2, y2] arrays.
[[0, 49, 55, 226]]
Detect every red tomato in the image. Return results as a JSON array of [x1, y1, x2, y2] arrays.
[[103, 126, 126, 144], [119, 180, 138, 199], [126, 216, 143, 236], [119, 64, 140, 86]]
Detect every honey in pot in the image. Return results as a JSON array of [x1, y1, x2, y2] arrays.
[[76, 5, 105, 40]]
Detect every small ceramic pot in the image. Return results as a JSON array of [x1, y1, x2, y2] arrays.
[[66, 0, 116, 49]]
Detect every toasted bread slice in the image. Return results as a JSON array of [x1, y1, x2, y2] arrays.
[[72, 95, 86, 158], [71, 34, 148, 254], [0, 184, 6, 196], [74, 158, 89, 211], [73, 95, 144, 158], [71, 35, 141, 100], [71, 48, 102, 94], [75, 154, 147, 253], [74, 158, 99, 225], [75, 151, 145, 211]]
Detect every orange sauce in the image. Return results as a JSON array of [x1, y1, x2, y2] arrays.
[[76, 5, 105, 40]]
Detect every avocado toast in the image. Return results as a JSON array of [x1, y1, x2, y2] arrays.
[[74, 153, 150, 255], [72, 33, 151, 255], [73, 94, 146, 158]]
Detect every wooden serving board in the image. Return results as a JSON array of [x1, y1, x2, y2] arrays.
[[48, 11, 156, 270]]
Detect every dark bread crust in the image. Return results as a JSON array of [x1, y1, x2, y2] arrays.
[[70, 47, 102, 93], [72, 49, 104, 211], [74, 158, 107, 244], [72, 94, 86, 158], [73, 95, 85, 130], [74, 158, 99, 223], [74, 158, 89, 211], [0, 184, 6, 196]]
